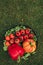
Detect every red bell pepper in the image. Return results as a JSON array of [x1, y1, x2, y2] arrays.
[[8, 44, 25, 60]]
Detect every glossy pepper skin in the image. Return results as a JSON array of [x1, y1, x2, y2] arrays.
[[8, 44, 25, 60]]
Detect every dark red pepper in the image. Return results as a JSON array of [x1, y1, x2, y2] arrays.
[[23, 35, 28, 40], [20, 29, 25, 35], [8, 44, 25, 60], [16, 31, 21, 37], [29, 33, 34, 39], [25, 29, 30, 34]]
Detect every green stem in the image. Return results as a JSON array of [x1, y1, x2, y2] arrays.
[[22, 53, 30, 60], [17, 56, 21, 63]]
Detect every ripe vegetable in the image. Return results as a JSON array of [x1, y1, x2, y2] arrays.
[[15, 38, 20, 44], [23, 35, 28, 40], [10, 39, 14, 44], [19, 36, 24, 41], [23, 39, 36, 53], [20, 29, 25, 35], [25, 29, 30, 34], [16, 31, 21, 37], [5, 41, 10, 46], [5, 36, 10, 41], [29, 33, 34, 39], [10, 34, 15, 39], [8, 44, 25, 60]]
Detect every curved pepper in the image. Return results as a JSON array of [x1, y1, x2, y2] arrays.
[[8, 44, 25, 60]]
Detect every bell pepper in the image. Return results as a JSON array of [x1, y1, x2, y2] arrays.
[[8, 44, 25, 60], [23, 39, 36, 53]]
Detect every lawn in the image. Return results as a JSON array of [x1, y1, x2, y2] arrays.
[[0, 0, 43, 65]]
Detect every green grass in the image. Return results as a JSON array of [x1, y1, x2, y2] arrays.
[[0, 0, 43, 65]]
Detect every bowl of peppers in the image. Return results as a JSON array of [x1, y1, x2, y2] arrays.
[[3, 25, 37, 63]]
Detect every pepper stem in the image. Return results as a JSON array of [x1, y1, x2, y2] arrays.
[[17, 56, 21, 63], [30, 42, 33, 46], [22, 53, 30, 60]]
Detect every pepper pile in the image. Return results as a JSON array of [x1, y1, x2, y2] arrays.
[[3, 26, 37, 62]]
